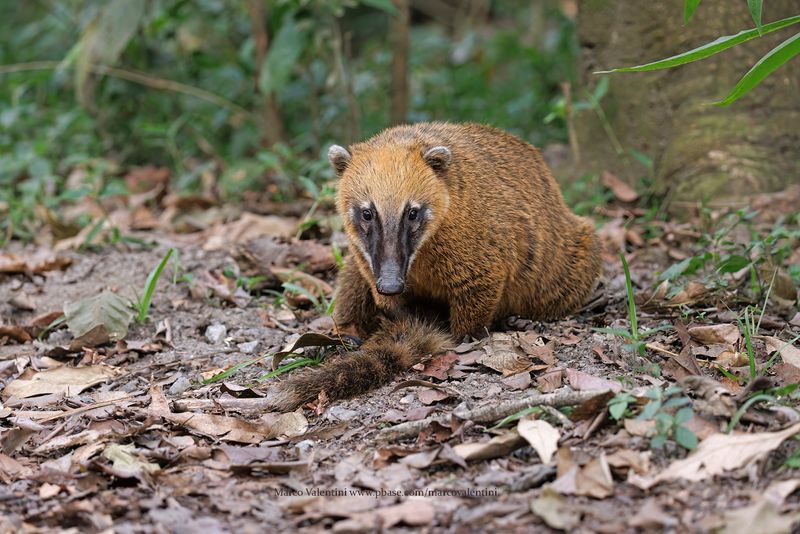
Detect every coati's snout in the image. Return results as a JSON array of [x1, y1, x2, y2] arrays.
[[329, 142, 453, 296], [352, 200, 428, 296]]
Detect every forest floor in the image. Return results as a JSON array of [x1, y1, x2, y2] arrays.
[[2, 177, 800, 533]]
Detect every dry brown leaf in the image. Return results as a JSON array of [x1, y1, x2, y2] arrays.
[[606, 448, 651, 475], [688, 324, 739, 345], [601, 171, 639, 202], [418, 352, 458, 380], [765, 479, 800, 506], [2, 364, 124, 399], [478, 335, 533, 376], [628, 499, 676, 530], [565, 368, 621, 392], [719, 498, 800, 534], [667, 281, 710, 306], [502, 372, 532, 390], [537, 368, 563, 393], [575, 453, 614, 498], [203, 212, 298, 251], [517, 418, 560, 464], [530, 487, 581, 531], [451, 431, 526, 462], [760, 336, 800, 368], [149, 385, 306, 443], [649, 423, 800, 486], [417, 388, 450, 405]]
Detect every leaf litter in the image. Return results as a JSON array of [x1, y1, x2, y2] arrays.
[[1, 203, 799, 532]]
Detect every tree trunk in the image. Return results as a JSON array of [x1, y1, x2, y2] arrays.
[[390, 0, 410, 125], [575, 0, 800, 212], [248, 0, 287, 148]]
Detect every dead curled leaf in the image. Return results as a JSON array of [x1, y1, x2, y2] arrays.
[[641, 422, 800, 487], [760, 336, 800, 368], [451, 431, 526, 462], [601, 171, 639, 203], [149, 386, 307, 443], [517, 418, 560, 464], [2, 364, 124, 399], [688, 324, 739, 345]]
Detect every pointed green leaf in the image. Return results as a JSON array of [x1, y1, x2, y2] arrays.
[[747, 0, 763, 34], [258, 13, 308, 95], [684, 0, 702, 24], [595, 15, 800, 73], [716, 31, 800, 106]]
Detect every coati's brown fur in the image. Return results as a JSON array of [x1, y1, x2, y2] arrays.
[[269, 122, 601, 411]]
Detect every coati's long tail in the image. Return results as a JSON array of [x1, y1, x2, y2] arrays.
[[268, 317, 451, 412]]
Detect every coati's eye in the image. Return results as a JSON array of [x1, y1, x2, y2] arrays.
[[361, 209, 373, 221], [408, 209, 418, 221]]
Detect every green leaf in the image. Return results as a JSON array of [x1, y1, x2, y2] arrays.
[[684, 0, 702, 24], [609, 400, 628, 420], [717, 254, 751, 274], [137, 248, 175, 323], [359, 0, 398, 14], [595, 15, 800, 73], [637, 400, 662, 420], [747, 0, 763, 34], [650, 434, 667, 449], [258, 13, 308, 95], [674, 425, 699, 449], [674, 406, 694, 424], [716, 31, 800, 106]]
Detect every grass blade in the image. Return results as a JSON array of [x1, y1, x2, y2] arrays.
[[684, 0, 702, 24], [595, 15, 800, 73], [620, 253, 638, 338], [747, 0, 763, 34], [715, 31, 800, 106], [137, 248, 175, 323]]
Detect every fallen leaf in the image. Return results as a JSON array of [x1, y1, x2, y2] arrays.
[[719, 498, 800, 534], [565, 368, 621, 392], [419, 352, 458, 380], [650, 423, 800, 486], [502, 372, 532, 390], [688, 324, 739, 345], [418, 388, 450, 405], [606, 448, 651, 476], [64, 290, 133, 347], [518, 418, 560, 464], [203, 212, 298, 251], [451, 431, 526, 462], [102, 443, 160, 479], [765, 479, 800, 506], [575, 453, 614, 498], [530, 487, 581, 530], [601, 171, 639, 202], [761, 336, 800, 368], [2, 365, 124, 399], [629, 499, 676, 530], [537, 368, 563, 393]]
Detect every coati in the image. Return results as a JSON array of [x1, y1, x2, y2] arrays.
[[269, 122, 601, 411]]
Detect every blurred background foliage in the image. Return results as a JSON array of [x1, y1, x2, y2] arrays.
[[0, 0, 577, 242]]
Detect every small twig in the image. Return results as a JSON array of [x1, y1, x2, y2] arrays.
[[35, 394, 138, 423], [172, 397, 275, 413], [645, 342, 680, 358], [379, 389, 607, 440]]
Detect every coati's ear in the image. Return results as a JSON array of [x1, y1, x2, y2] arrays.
[[422, 146, 452, 173], [328, 145, 352, 176]]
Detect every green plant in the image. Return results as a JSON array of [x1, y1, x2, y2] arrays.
[[638, 386, 698, 450], [595, 253, 671, 355], [133, 248, 176, 323], [607, 392, 637, 420], [598, 5, 800, 105]]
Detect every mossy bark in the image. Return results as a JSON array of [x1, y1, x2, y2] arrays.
[[574, 0, 800, 211]]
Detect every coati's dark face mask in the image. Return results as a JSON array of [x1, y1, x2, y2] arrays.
[[328, 143, 453, 296], [350, 201, 429, 295]]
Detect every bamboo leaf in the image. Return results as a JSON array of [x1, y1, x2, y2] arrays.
[[747, 0, 763, 34], [716, 31, 800, 106], [595, 15, 800, 73], [684, 0, 702, 24]]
